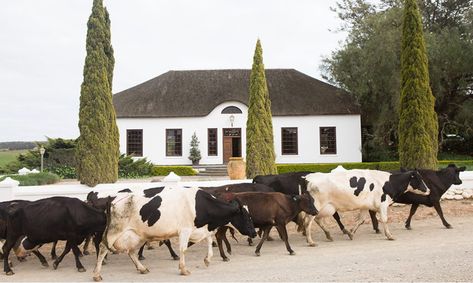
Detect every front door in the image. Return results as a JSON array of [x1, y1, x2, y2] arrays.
[[223, 128, 241, 164]]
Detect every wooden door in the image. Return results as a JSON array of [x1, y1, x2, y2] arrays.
[[223, 136, 233, 164]]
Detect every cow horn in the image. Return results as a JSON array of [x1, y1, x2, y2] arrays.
[[298, 185, 302, 195]]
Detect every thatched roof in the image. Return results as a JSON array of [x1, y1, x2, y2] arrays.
[[113, 69, 360, 118]]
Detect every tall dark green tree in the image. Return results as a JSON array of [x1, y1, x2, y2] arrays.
[[398, 0, 438, 169], [246, 39, 277, 179], [76, 0, 119, 186]]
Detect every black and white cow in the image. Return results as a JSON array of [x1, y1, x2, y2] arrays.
[[368, 164, 466, 230], [301, 169, 429, 246], [3, 197, 106, 275], [93, 186, 256, 281]]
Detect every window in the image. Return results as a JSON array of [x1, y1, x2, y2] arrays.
[[221, 106, 242, 114], [166, 129, 182, 156], [320, 127, 336, 154], [208, 128, 218, 156], [127, 129, 143, 156], [281, 127, 298, 155]]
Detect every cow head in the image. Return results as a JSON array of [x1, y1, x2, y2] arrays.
[[228, 199, 257, 238], [442, 164, 466, 185], [399, 170, 430, 196], [293, 191, 318, 216]]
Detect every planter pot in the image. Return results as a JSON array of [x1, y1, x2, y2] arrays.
[[227, 157, 246, 180], [192, 160, 200, 166]]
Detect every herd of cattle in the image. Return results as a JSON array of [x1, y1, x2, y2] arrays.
[[0, 164, 466, 281]]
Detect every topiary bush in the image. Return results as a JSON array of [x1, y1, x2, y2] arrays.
[[0, 172, 61, 186], [118, 154, 154, 178], [151, 166, 197, 176]]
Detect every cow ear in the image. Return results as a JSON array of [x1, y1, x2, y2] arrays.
[[459, 166, 466, 172]]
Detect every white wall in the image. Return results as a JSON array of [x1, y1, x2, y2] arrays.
[[117, 102, 362, 165]]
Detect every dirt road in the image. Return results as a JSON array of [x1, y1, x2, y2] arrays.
[[3, 201, 473, 282]]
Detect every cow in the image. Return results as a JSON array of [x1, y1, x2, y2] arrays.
[[368, 164, 466, 230], [92, 186, 256, 281], [86, 188, 179, 261], [2, 197, 106, 275], [254, 171, 353, 240], [215, 191, 318, 260], [0, 200, 50, 268], [301, 169, 429, 246]]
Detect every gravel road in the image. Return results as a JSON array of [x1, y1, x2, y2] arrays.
[[3, 202, 473, 282]]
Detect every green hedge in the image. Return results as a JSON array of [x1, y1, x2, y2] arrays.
[[277, 160, 473, 174], [0, 172, 61, 186], [151, 166, 197, 176]]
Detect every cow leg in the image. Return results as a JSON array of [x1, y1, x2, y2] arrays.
[[433, 201, 452, 229], [303, 214, 317, 247], [50, 240, 58, 260], [162, 240, 179, 260], [369, 210, 380, 233], [350, 210, 368, 235], [128, 251, 149, 274], [254, 226, 271, 256], [93, 242, 109, 282], [32, 250, 49, 267], [71, 245, 86, 272], [405, 204, 419, 230], [138, 243, 146, 260], [314, 218, 336, 241], [53, 241, 72, 270], [215, 227, 229, 262], [3, 235, 20, 275], [379, 204, 394, 240], [332, 212, 353, 239], [82, 235, 91, 256], [203, 235, 213, 267], [275, 224, 295, 255], [178, 229, 192, 275]]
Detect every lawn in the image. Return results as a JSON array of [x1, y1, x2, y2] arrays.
[[0, 150, 26, 167]]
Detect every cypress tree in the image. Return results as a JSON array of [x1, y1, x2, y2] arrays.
[[246, 39, 277, 179], [76, 0, 119, 186], [398, 0, 438, 169]]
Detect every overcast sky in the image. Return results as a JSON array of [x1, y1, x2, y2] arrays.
[[0, 0, 347, 142]]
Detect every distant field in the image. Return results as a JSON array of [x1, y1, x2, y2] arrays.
[[0, 150, 26, 167]]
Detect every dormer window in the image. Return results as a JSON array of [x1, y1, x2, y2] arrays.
[[221, 106, 242, 114]]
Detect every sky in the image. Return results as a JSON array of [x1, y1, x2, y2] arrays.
[[0, 0, 348, 142]]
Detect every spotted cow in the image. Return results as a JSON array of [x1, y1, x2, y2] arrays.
[[92, 186, 256, 281], [301, 169, 429, 246]]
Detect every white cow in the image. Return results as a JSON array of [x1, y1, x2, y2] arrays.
[[93, 186, 255, 281], [301, 169, 429, 246]]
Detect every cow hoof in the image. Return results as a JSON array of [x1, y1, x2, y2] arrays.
[[139, 255, 145, 261], [78, 253, 84, 258], [223, 257, 230, 262], [227, 250, 232, 255], [255, 251, 261, 257], [289, 251, 296, 255], [375, 230, 381, 234], [387, 237, 395, 241], [204, 258, 210, 267], [446, 224, 452, 229], [83, 251, 90, 256], [212, 241, 217, 247], [78, 267, 86, 273], [172, 256, 180, 260], [6, 271, 14, 276], [93, 275, 103, 282], [405, 225, 411, 230], [308, 242, 317, 247], [180, 269, 191, 276], [139, 268, 149, 274], [17, 256, 27, 262], [147, 246, 154, 250], [41, 262, 49, 267], [53, 262, 59, 270]]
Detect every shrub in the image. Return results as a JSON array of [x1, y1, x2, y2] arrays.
[[0, 172, 61, 186], [151, 166, 197, 176], [48, 166, 77, 179], [118, 154, 154, 178]]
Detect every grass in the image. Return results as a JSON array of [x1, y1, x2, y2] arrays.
[[0, 150, 26, 167]]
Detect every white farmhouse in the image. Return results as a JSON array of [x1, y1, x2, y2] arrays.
[[113, 69, 361, 165]]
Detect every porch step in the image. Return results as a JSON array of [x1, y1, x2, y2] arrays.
[[193, 165, 229, 176]]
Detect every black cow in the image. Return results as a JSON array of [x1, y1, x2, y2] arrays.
[[370, 164, 466, 230], [3, 197, 106, 275]]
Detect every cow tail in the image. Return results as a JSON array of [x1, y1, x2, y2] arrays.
[[229, 227, 238, 243], [102, 197, 113, 250]]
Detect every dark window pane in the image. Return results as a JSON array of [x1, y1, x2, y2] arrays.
[[208, 128, 218, 156], [127, 129, 143, 156], [281, 127, 298, 155], [221, 106, 242, 114], [320, 127, 337, 154], [166, 129, 182, 156]]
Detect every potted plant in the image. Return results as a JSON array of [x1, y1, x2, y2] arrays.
[[188, 132, 201, 165]]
